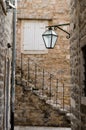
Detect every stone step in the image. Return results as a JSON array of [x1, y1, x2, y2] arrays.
[[16, 78, 70, 117]]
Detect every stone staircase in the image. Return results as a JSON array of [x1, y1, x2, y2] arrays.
[[15, 55, 71, 127]]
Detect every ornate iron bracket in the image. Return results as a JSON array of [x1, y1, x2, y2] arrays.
[[46, 23, 70, 39]]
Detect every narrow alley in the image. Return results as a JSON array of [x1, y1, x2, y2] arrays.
[[0, 0, 86, 130]]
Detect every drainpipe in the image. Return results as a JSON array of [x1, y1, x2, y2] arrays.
[[11, 0, 16, 130]]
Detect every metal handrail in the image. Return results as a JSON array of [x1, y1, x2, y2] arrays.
[[16, 53, 71, 111]]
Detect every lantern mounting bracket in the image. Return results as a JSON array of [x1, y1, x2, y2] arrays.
[[46, 23, 70, 39]]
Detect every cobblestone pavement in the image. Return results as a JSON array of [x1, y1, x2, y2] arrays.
[[15, 126, 71, 130]]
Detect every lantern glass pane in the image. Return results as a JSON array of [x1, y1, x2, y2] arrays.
[[52, 35, 57, 48], [43, 35, 52, 48]]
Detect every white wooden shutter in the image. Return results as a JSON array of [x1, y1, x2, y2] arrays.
[[23, 22, 35, 50], [23, 20, 48, 51]]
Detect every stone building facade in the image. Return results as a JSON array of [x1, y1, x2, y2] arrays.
[[70, 0, 86, 130], [15, 0, 71, 127], [16, 0, 71, 82], [0, 1, 13, 130]]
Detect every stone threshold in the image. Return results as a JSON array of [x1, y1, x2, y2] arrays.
[[15, 126, 71, 130]]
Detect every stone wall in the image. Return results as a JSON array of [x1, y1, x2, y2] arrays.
[[70, 0, 86, 130], [0, 2, 13, 130], [16, 1, 71, 125]]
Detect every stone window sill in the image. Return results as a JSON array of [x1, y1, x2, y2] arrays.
[[21, 50, 48, 54], [0, 0, 6, 15], [81, 97, 86, 105]]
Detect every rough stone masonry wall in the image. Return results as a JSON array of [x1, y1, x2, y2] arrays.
[[70, 0, 86, 130], [16, 0, 71, 121], [0, 2, 13, 130]]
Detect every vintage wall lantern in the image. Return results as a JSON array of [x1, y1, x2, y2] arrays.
[[42, 23, 70, 49], [42, 27, 58, 49]]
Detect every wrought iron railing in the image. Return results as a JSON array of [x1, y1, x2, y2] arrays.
[[16, 53, 71, 112]]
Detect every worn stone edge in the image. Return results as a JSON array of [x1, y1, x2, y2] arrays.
[[0, 0, 6, 15]]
